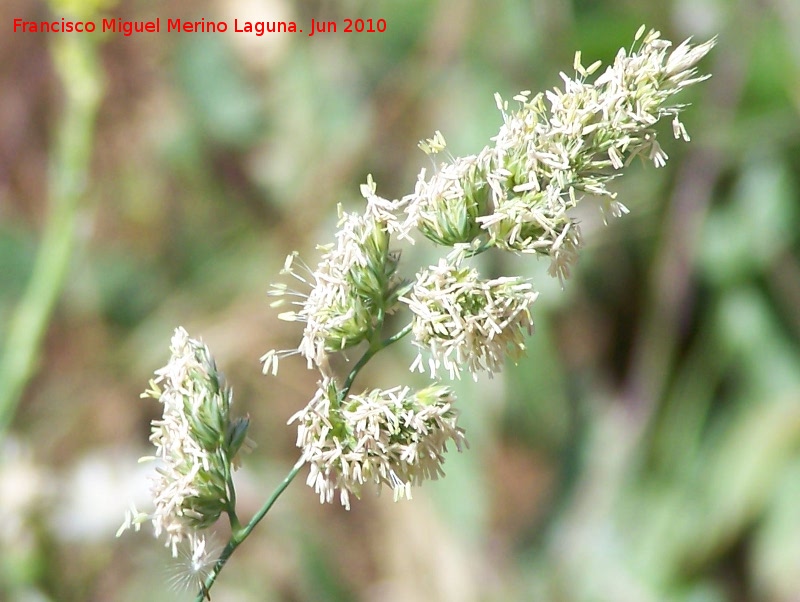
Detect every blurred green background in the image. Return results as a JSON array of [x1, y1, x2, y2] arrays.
[[1, 0, 799, 600]]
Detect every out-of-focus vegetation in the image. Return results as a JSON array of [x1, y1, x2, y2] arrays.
[[1, 0, 798, 600]]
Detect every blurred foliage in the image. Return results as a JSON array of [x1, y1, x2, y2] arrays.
[[1, 0, 799, 601]]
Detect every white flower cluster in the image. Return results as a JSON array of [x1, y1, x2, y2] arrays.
[[404, 259, 539, 381], [118, 328, 250, 560], [404, 150, 492, 247], [404, 27, 715, 282], [290, 381, 466, 509], [260, 26, 713, 509], [264, 188, 406, 373]]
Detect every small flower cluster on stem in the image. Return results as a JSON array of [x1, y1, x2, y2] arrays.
[[117, 328, 251, 592], [403, 259, 539, 380], [403, 26, 715, 283], [122, 26, 714, 601], [291, 381, 466, 509]]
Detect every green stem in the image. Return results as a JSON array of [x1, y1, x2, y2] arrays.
[[0, 34, 103, 435], [343, 345, 378, 396], [383, 321, 413, 347], [196, 461, 303, 602], [342, 322, 413, 396]]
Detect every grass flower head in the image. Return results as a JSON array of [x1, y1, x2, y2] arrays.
[[403, 259, 539, 381], [290, 381, 466, 510], [265, 192, 408, 374], [118, 327, 250, 559]]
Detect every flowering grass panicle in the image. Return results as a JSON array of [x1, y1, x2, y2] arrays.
[[123, 26, 715, 600], [117, 327, 250, 559], [289, 381, 466, 510]]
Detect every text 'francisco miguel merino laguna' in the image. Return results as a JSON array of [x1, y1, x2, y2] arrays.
[[12, 17, 388, 36]]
